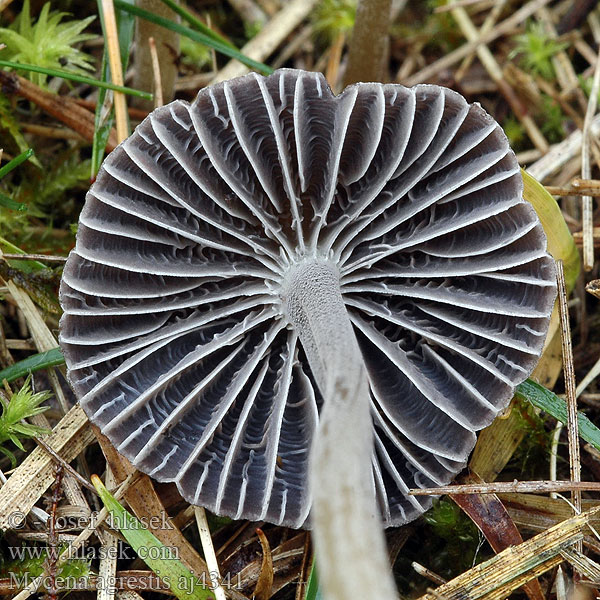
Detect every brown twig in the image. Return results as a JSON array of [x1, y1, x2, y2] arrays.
[[410, 480, 600, 496], [0, 72, 117, 150], [1, 253, 67, 263], [34, 437, 98, 495]]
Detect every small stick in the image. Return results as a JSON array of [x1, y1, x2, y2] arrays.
[[545, 186, 600, 197], [412, 562, 447, 585], [20, 124, 86, 142], [572, 178, 600, 189], [581, 43, 600, 271], [409, 480, 600, 496], [34, 437, 98, 495], [101, 0, 129, 143], [148, 37, 163, 109], [1, 253, 67, 263], [557, 260, 582, 552], [195, 507, 226, 600]]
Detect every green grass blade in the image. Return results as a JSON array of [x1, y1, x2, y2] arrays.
[[0, 191, 26, 211], [516, 379, 600, 452], [92, 475, 214, 600], [158, 0, 236, 48], [0, 348, 65, 383], [0, 148, 35, 179], [113, 0, 273, 75], [305, 562, 323, 600], [0, 237, 47, 272], [91, 55, 115, 178], [0, 59, 153, 99]]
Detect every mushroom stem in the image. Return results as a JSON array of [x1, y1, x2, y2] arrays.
[[283, 259, 397, 599]]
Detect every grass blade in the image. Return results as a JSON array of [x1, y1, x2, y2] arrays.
[[516, 379, 600, 452], [92, 475, 214, 600], [0, 191, 26, 211], [0, 148, 35, 179], [305, 562, 323, 600], [0, 348, 65, 384], [158, 0, 236, 48], [0, 59, 153, 99], [113, 0, 273, 75], [0, 237, 47, 273]]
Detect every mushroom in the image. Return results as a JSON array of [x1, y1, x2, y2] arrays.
[[59, 69, 557, 599]]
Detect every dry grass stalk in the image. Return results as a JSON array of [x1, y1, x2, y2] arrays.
[[416, 506, 600, 600], [454, 0, 506, 82], [434, 0, 496, 13], [411, 480, 600, 495], [101, 0, 128, 143], [412, 562, 447, 585], [528, 114, 600, 182], [325, 33, 345, 91], [148, 37, 164, 109], [195, 507, 227, 600], [580, 42, 600, 270], [20, 124, 86, 141], [6, 282, 69, 412], [556, 260, 582, 550], [5, 281, 90, 509], [537, 7, 585, 108], [1, 253, 67, 263], [12, 474, 138, 600], [560, 547, 600, 582], [546, 186, 600, 196]]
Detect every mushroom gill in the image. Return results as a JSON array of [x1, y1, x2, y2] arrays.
[[59, 68, 557, 599]]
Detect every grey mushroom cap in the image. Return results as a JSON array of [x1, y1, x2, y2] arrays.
[[59, 68, 557, 529]]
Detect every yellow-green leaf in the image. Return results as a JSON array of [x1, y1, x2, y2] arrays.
[[522, 169, 579, 291]]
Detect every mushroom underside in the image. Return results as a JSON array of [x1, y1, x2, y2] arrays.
[[59, 69, 557, 529]]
